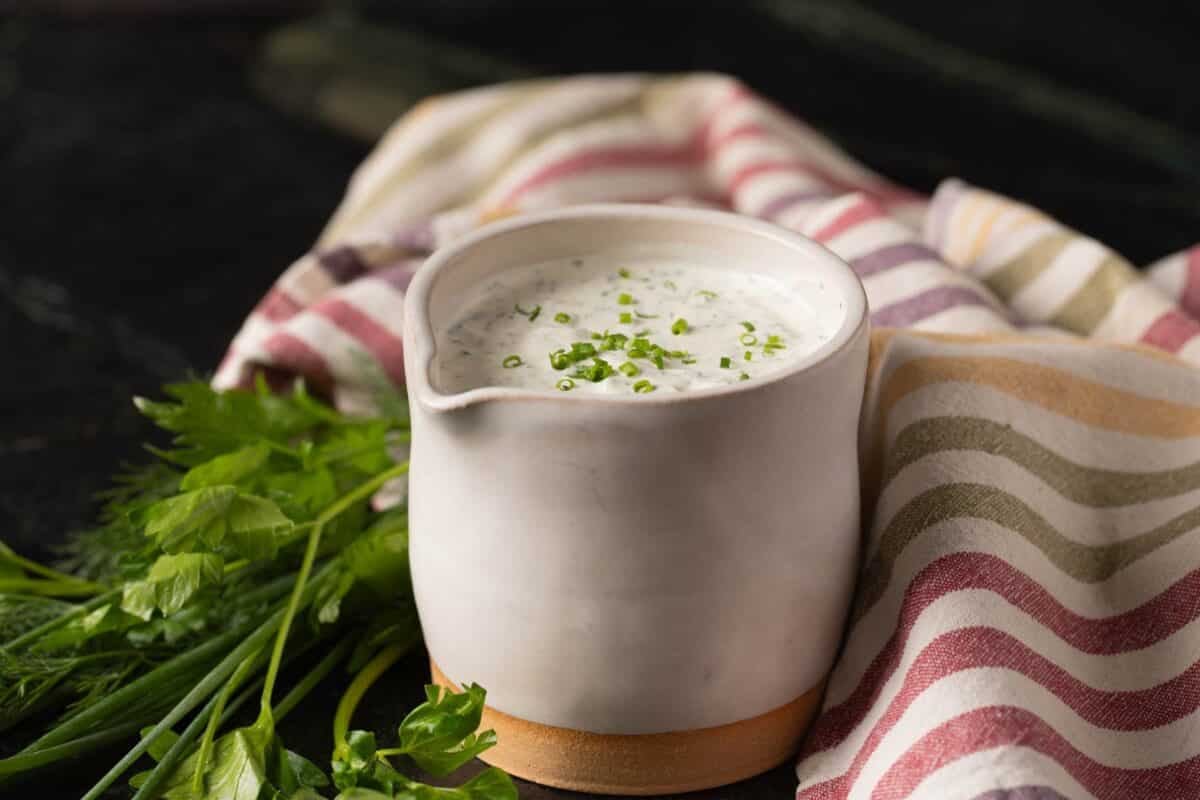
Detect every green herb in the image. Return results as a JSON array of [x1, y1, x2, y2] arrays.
[[671, 319, 689, 335], [741, 321, 756, 332], [720, 357, 732, 369], [554, 312, 571, 324], [619, 312, 633, 324], [501, 355, 522, 369], [664, 280, 677, 290], [634, 310, 658, 319], [696, 290, 718, 300], [745, 350, 753, 361], [740, 372, 751, 381], [619, 362, 640, 378], [763, 334, 787, 354], [632, 380, 656, 394], [514, 303, 541, 322], [0, 380, 516, 800], [556, 378, 575, 391], [549, 350, 572, 370], [574, 358, 615, 383], [739, 333, 758, 346], [681, 357, 697, 365], [599, 332, 628, 352], [617, 293, 634, 305], [618, 268, 631, 278]]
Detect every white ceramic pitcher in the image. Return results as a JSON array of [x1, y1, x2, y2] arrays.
[[402, 204, 869, 794]]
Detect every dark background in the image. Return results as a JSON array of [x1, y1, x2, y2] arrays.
[[2, 2, 1198, 797]]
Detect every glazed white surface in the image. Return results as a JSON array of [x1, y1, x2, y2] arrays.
[[404, 204, 870, 735], [433, 255, 845, 395]]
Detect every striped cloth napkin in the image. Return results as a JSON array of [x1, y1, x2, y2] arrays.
[[214, 75, 1200, 799]]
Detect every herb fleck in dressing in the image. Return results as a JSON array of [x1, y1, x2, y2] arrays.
[[434, 256, 845, 395]]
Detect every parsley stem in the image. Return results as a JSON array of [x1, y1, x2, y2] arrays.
[[274, 633, 356, 723], [261, 461, 409, 717], [332, 634, 418, 759], [192, 650, 265, 793], [374, 747, 406, 758], [223, 557, 250, 574], [318, 461, 410, 529], [258, 530, 320, 719]]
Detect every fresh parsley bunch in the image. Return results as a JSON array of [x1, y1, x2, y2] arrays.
[[0, 380, 516, 800]]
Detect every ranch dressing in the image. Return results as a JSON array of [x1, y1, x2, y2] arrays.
[[433, 255, 845, 395]]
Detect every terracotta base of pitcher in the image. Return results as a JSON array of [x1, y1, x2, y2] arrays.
[[430, 660, 824, 795]]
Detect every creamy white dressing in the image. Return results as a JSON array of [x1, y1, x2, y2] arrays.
[[433, 255, 845, 395]]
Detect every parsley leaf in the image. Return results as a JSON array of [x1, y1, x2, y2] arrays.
[[395, 683, 495, 776], [179, 444, 270, 491], [120, 553, 224, 620]]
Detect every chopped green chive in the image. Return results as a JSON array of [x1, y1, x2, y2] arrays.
[[652, 351, 665, 369], [720, 356, 732, 369], [574, 357, 615, 383], [618, 268, 631, 278], [635, 310, 659, 319], [556, 378, 575, 391], [502, 355, 523, 368], [600, 332, 628, 351], [696, 289, 718, 300], [741, 321, 756, 332], [633, 379, 655, 394], [664, 280, 678, 290], [619, 312, 633, 324], [619, 361, 640, 377], [744, 350, 753, 361], [739, 333, 758, 346], [551, 340, 608, 371], [739, 372, 750, 381], [681, 356, 697, 364], [618, 292, 634, 305], [554, 312, 571, 324], [515, 303, 541, 321], [671, 318, 689, 335]]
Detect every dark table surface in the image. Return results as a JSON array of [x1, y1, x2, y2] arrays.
[[3, 3, 1199, 797]]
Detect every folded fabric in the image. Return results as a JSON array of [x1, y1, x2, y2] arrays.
[[215, 74, 1200, 799]]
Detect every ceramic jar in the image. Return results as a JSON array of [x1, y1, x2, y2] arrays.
[[403, 204, 869, 794]]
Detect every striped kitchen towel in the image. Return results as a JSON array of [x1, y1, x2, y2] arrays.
[[215, 74, 1200, 799]]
